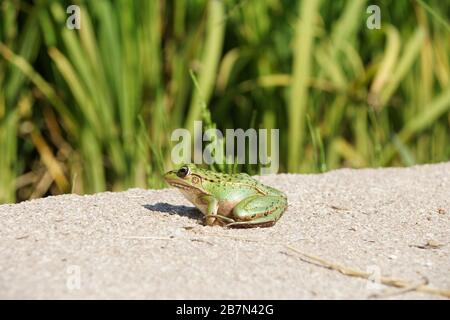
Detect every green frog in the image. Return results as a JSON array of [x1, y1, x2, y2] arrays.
[[164, 164, 288, 228]]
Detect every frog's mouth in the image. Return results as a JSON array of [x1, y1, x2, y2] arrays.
[[165, 179, 201, 192], [167, 181, 192, 190]]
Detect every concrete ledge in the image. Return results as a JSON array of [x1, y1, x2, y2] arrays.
[[1, 163, 449, 299]]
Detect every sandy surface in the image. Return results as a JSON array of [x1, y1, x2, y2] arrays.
[[1, 163, 449, 299]]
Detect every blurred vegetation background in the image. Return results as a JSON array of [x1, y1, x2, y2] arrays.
[[0, 0, 449, 204]]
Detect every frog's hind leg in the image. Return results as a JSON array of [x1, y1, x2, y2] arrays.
[[227, 195, 287, 228]]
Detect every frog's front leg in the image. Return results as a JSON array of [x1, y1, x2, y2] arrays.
[[197, 195, 219, 226], [199, 195, 235, 226], [226, 194, 287, 228]]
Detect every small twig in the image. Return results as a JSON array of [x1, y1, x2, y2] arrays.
[[189, 238, 215, 246], [122, 235, 214, 245], [204, 233, 262, 243], [330, 205, 350, 211], [285, 245, 450, 299], [369, 278, 428, 299]]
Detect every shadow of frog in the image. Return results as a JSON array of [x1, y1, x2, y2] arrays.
[[143, 202, 203, 222]]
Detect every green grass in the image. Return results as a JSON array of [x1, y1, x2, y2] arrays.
[[0, 0, 449, 203]]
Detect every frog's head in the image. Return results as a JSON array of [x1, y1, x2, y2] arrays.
[[164, 164, 207, 194]]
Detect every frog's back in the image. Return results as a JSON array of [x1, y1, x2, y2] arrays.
[[207, 171, 285, 200], [237, 172, 286, 196]]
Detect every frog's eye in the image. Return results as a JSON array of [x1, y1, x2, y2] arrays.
[[177, 166, 190, 178]]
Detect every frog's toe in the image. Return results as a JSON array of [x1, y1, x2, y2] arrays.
[[225, 218, 277, 228], [204, 214, 235, 227]]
